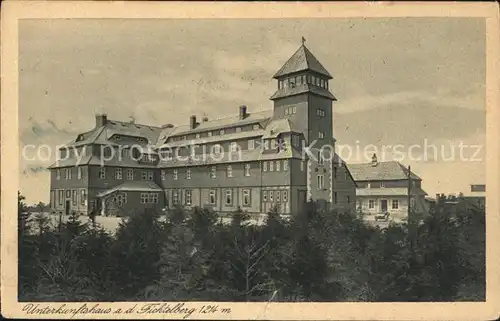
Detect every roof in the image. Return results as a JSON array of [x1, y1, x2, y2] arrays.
[[270, 83, 337, 101], [167, 110, 272, 137], [66, 120, 163, 148], [356, 187, 427, 197], [97, 181, 162, 198], [347, 161, 421, 181], [273, 45, 332, 79]]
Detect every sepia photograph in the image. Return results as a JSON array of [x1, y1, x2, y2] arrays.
[[2, 1, 499, 320]]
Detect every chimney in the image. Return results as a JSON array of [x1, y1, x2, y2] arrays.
[[95, 114, 108, 128], [371, 153, 378, 167], [239, 105, 248, 120], [190, 115, 198, 129], [202, 116, 209, 122]]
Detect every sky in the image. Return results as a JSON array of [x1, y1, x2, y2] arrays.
[[18, 18, 486, 204]]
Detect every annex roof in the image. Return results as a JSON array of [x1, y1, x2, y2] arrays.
[[347, 161, 421, 181], [96, 181, 162, 198]]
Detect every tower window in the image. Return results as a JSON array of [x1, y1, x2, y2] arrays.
[[320, 79, 324, 87], [311, 75, 316, 85], [297, 76, 302, 85], [303, 75, 307, 84]]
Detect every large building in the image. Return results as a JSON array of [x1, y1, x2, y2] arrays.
[[48, 43, 357, 217], [348, 154, 428, 223]]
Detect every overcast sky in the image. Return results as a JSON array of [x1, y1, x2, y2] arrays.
[[19, 18, 485, 204]]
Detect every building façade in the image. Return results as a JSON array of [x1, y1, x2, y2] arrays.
[[48, 43, 357, 218]]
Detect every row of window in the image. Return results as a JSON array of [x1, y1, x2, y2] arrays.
[[169, 189, 289, 207], [316, 109, 326, 117], [162, 160, 292, 181], [140, 193, 159, 204], [52, 189, 86, 207], [278, 74, 329, 90], [368, 199, 400, 209], [262, 190, 289, 203], [169, 124, 262, 142], [97, 168, 154, 181]]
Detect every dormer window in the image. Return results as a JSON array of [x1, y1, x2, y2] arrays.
[[220, 129, 225, 135], [253, 124, 260, 130]]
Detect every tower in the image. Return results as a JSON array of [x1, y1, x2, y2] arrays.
[[270, 40, 337, 146], [270, 40, 338, 208]]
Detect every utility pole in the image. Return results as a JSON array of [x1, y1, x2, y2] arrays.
[[407, 165, 414, 251]]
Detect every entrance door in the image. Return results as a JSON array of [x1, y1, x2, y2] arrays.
[[380, 199, 388, 212], [65, 200, 71, 215]]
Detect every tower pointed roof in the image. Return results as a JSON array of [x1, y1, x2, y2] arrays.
[[273, 44, 332, 79]]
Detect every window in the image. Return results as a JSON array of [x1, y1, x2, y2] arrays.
[[297, 75, 302, 85], [285, 108, 289, 116], [283, 160, 289, 171], [263, 161, 268, 172], [264, 140, 269, 150], [225, 190, 233, 206], [58, 190, 63, 205], [244, 163, 251, 176], [318, 151, 324, 165], [209, 190, 216, 205], [347, 196, 351, 204], [185, 190, 192, 205], [275, 160, 280, 172], [317, 175, 324, 190], [127, 169, 134, 180], [99, 167, 106, 179], [210, 166, 217, 178], [369, 200, 375, 209], [269, 161, 274, 172], [318, 132, 325, 139], [248, 139, 255, 150], [334, 192, 338, 204], [140, 193, 148, 204], [269, 191, 274, 202], [230, 142, 239, 153], [172, 191, 179, 205], [242, 189, 250, 206], [253, 124, 260, 130], [292, 135, 300, 147], [141, 171, 147, 180], [56, 169, 61, 180], [66, 190, 71, 198], [161, 170, 166, 180], [344, 170, 348, 180], [186, 168, 191, 180], [236, 127, 241, 133], [380, 182, 385, 188], [173, 169, 178, 180], [65, 168, 71, 180], [263, 191, 268, 202], [121, 148, 128, 159], [320, 79, 324, 87], [148, 171, 154, 180], [292, 106, 297, 114], [115, 168, 122, 180], [367, 183, 371, 189], [208, 131, 212, 137], [141, 193, 158, 204], [311, 75, 316, 84], [276, 191, 281, 203], [392, 199, 399, 209], [271, 139, 277, 149], [77, 167, 82, 180], [334, 167, 338, 179], [220, 129, 225, 135], [283, 190, 288, 202], [226, 165, 233, 177], [411, 198, 416, 208], [213, 144, 222, 154], [80, 189, 86, 205], [69, 190, 76, 205]]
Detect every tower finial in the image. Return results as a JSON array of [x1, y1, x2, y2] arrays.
[[301, 36, 306, 46]]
